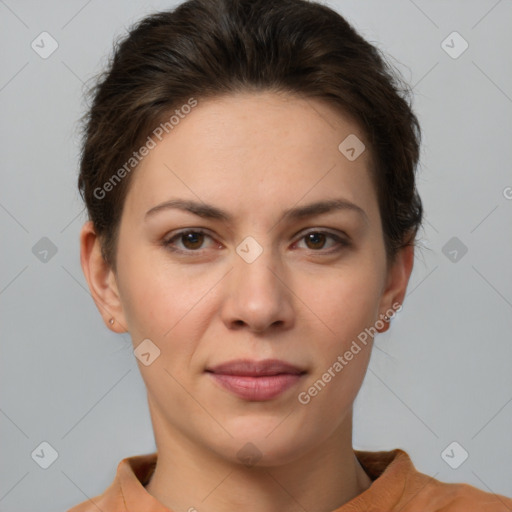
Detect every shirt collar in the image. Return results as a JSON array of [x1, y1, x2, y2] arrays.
[[114, 448, 415, 511]]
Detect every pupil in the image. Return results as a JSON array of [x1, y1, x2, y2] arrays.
[[184, 232, 203, 249], [307, 233, 325, 249]]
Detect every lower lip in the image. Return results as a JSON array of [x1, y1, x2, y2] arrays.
[[207, 373, 303, 401]]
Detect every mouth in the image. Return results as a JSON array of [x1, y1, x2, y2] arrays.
[[205, 359, 307, 401]]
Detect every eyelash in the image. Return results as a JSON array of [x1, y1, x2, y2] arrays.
[[161, 228, 350, 255]]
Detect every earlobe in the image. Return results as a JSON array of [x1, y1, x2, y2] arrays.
[[79, 221, 128, 333]]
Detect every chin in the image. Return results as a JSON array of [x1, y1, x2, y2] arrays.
[[209, 421, 315, 468]]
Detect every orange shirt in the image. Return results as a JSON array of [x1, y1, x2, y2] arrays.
[[67, 448, 512, 511]]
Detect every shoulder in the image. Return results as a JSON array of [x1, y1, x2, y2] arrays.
[[405, 479, 512, 512], [65, 485, 123, 512], [397, 450, 512, 512], [65, 453, 157, 512], [354, 448, 512, 512], [64, 465, 125, 512], [66, 500, 98, 512]]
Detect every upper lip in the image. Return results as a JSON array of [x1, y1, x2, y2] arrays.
[[206, 359, 306, 376]]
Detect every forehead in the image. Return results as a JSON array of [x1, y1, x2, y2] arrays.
[[124, 92, 378, 223]]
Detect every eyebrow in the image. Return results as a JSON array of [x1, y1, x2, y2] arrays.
[[145, 198, 368, 224]]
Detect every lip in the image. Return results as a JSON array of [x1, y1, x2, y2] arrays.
[[206, 359, 306, 401]]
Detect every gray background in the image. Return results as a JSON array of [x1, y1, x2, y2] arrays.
[[1, 0, 511, 511]]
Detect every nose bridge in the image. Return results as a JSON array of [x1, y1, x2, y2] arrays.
[[234, 234, 282, 300], [222, 234, 293, 331]]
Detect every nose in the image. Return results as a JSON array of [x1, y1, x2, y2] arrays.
[[220, 246, 295, 334]]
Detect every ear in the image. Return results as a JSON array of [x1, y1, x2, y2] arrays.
[[376, 244, 415, 333], [79, 221, 128, 333]]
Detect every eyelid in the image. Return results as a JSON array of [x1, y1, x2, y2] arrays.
[[295, 227, 349, 240]]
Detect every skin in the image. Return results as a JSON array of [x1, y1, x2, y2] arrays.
[[80, 91, 414, 512]]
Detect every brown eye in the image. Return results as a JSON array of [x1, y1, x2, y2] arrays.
[[163, 229, 215, 253], [180, 231, 205, 250], [295, 230, 349, 253], [304, 232, 327, 250]]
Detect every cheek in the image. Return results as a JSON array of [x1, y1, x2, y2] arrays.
[[117, 249, 183, 328], [311, 264, 383, 339], [296, 261, 383, 409], [296, 272, 378, 421], [116, 252, 220, 363]]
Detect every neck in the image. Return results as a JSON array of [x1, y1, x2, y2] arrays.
[[144, 410, 373, 512]]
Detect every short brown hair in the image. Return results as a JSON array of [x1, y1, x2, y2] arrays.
[[78, 0, 423, 271]]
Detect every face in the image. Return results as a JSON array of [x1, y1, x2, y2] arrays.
[[82, 91, 412, 467]]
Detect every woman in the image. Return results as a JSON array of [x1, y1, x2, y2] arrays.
[[69, 0, 512, 510]]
